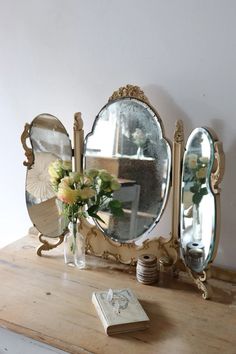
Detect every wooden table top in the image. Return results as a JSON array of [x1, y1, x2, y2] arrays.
[[0, 234, 235, 354]]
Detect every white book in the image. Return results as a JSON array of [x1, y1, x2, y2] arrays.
[[92, 288, 150, 335]]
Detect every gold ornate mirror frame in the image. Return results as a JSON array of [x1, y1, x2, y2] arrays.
[[21, 121, 67, 256], [182, 129, 225, 299], [74, 85, 181, 267]]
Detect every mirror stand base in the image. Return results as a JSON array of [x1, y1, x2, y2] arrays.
[[185, 266, 212, 300], [37, 233, 65, 256]]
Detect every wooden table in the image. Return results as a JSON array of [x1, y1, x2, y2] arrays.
[[0, 235, 235, 354]]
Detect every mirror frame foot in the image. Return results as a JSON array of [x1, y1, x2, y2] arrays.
[[37, 233, 64, 256], [186, 266, 212, 300]]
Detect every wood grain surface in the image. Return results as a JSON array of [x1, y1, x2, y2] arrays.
[[0, 235, 235, 354]]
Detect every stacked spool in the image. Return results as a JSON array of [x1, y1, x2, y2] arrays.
[[136, 254, 158, 285]]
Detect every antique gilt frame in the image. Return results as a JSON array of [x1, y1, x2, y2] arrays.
[[180, 128, 225, 299], [74, 85, 182, 266], [21, 120, 68, 256]]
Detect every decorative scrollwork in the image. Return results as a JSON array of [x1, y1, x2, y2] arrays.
[[21, 123, 34, 168], [109, 84, 150, 104], [174, 120, 184, 143], [185, 266, 212, 300], [37, 234, 65, 256], [211, 141, 225, 194], [74, 112, 83, 131]]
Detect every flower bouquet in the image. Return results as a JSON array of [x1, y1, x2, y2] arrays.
[[49, 160, 123, 268]]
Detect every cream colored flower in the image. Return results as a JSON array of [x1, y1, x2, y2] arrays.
[[99, 170, 113, 182], [199, 157, 209, 165], [85, 168, 99, 178], [77, 187, 96, 200], [60, 176, 74, 186], [111, 179, 120, 191], [69, 172, 82, 183], [196, 167, 207, 179], [188, 154, 198, 169]]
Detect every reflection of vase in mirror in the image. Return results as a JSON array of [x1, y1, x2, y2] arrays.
[[84, 98, 171, 243], [25, 114, 72, 238], [180, 127, 216, 273], [192, 204, 202, 241], [136, 146, 144, 159]]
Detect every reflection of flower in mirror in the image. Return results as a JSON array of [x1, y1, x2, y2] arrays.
[[48, 161, 124, 224], [132, 128, 147, 147], [184, 154, 209, 206]]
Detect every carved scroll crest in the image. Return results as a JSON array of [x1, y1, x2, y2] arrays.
[[74, 112, 83, 132], [109, 84, 150, 104], [174, 120, 184, 143]]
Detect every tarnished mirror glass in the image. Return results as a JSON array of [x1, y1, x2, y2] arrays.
[[84, 98, 171, 243], [180, 127, 216, 272], [26, 114, 72, 237]]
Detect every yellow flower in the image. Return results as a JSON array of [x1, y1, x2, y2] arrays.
[[48, 164, 60, 179], [188, 154, 198, 169], [196, 167, 207, 179], [57, 185, 78, 205], [62, 160, 72, 171], [77, 187, 96, 200]]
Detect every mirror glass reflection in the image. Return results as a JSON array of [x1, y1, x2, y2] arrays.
[[180, 127, 215, 272], [26, 114, 72, 237], [84, 98, 171, 243]]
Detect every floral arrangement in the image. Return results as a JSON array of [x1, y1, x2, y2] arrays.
[[48, 159, 123, 224], [132, 128, 147, 147], [185, 154, 209, 206]]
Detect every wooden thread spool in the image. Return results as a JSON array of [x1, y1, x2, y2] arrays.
[[136, 254, 158, 285]]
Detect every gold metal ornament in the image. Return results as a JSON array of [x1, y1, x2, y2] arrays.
[[109, 84, 150, 103], [21, 123, 34, 168]]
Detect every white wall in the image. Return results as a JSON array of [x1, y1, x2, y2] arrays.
[[0, 0, 235, 269]]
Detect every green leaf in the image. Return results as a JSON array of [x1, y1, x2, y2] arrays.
[[87, 204, 99, 214], [200, 187, 208, 196], [90, 213, 105, 223], [190, 184, 199, 193], [108, 200, 124, 217], [192, 193, 202, 205]]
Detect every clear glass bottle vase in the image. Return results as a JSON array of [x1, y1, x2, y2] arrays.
[[192, 204, 202, 241], [64, 219, 85, 269], [136, 146, 144, 159]]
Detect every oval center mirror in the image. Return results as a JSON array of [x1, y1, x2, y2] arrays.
[[84, 97, 171, 242], [26, 114, 72, 237], [180, 127, 216, 273]]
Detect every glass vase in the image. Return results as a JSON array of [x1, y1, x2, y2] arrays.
[[136, 146, 144, 159], [192, 204, 202, 241], [64, 220, 85, 269]]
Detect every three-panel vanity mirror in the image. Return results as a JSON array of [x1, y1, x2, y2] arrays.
[[22, 85, 224, 299]]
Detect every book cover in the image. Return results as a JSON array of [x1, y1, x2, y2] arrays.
[[92, 288, 150, 335]]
